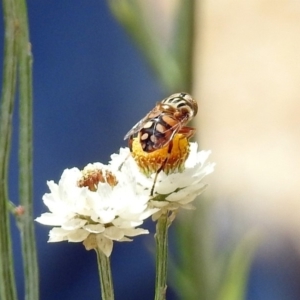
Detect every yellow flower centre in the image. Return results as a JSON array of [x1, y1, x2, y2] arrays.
[[78, 168, 118, 191], [131, 133, 190, 176]]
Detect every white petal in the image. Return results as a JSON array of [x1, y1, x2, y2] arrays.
[[180, 203, 196, 210], [103, 227, 124, 240], [84, 224, 105, 233], [137, 208, 160, 220], [166, 183, 202, 202], [48, 227, 89, 243], [112, 218, 143, 228], [166, 189, 194, 202], [166, 183, 207, 205], [97, 209, 116, 224], [123, 228, 149, 237], [67, 229, 90, 242], [48, 228, 68, 242], [151, 200, 169, 208], [62, 218, 87, 230], [118, 237, 133, 242], [109, 147, 131, 171], [35, 213, 66, 226], [177, 194, 198, 205]]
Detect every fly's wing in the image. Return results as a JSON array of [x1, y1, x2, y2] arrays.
[[123, 104, 162, 140], [124, 117, 146, 140], [150, 112, 191, 150]]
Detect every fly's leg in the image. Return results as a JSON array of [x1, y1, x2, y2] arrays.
[[118, 135, 133, 171], [178, 126, 196, 140], [150, 140, 173, 196], [150, 127, 195, 196], [118, 153, 131, 171]]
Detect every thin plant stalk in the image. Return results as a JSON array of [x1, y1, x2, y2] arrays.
[[15, 0, 39, 298], [0, 0, 19, 298], [154, 212, 169, 300], [95, 247, 114, 300]]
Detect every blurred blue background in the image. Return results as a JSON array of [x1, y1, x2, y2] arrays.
[[1, 1, 300, 299]]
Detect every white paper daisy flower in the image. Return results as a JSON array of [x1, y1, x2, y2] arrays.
[[36, 162, 157, 257], [110, 136, 215, 220]]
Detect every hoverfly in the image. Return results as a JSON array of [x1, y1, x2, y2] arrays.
[[124, 92, 198, 195]]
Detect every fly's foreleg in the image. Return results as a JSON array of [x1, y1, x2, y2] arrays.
[[150, 140, 173, 196]]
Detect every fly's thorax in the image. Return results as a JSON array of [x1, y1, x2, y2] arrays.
[[161, 92, 198, 121]]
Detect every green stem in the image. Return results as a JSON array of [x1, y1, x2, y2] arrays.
[[15, 0, 39, 298], [154, 212, 169, 300], [95, 248, 114, 300], [0, 0, 19, 298]]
